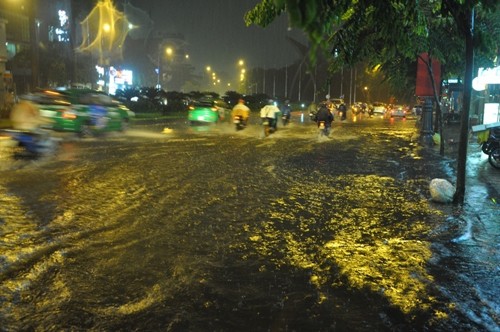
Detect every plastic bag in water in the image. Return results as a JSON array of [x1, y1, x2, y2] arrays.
[[429, 178, 455, 203]]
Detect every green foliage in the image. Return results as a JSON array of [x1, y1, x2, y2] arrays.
[[244, 0, 283, 27], [246, 0, 499, 97]]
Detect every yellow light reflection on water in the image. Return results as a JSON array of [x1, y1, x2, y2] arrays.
[[247, 174, 447, 317]]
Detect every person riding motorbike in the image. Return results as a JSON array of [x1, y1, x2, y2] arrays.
[[10, 99, 49, 132], [338, 102, 347, 121], [231, 98, 250, 127], [280, 100, 292, 126], [315, 102, 334, 136], [260, 99, 280, 135], [8, 98, 55, 155], [308, 101, 318, 121]]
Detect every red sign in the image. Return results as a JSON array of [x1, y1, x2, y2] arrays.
[[416, 53, 441, 97]]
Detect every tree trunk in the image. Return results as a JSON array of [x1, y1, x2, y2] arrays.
[[453, 5, 474, 205]]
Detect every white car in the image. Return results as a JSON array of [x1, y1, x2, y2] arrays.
[[389, 105, 406, 118], [372, 102, 386, 115]]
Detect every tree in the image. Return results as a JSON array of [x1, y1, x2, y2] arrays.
[[245, 0, 499, 205]]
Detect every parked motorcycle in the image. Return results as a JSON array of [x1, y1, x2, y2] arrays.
[[233, 115, 246, 131], [481, 128, 500, 169], [1, 129, 58, 158]]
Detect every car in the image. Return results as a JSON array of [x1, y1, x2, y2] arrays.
[[188, 97, 230, 125], [388, 105, 406, 118], [330, 98, 345, 110], [30, 88, 134, 136], [372, 102, 387, 115]]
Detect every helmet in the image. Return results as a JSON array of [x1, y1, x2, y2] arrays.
[[267, 99, 275, 105], [238, 98, 245, 104]]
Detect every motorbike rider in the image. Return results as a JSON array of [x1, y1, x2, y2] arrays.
[[10, 99, 51, 133], [315, 102, 334, 136], [280, 100, 292, 126], [338, 102, 347, 121], [9, 98, 54, 152], [308, 101, 318, 121], [231, 98, 250, 126], [260, 99, 280, 133]]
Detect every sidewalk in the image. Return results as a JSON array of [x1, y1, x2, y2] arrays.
[[440, 124, 500, 205]]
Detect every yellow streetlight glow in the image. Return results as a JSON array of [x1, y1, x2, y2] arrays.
[[103, 23, 111, 32], [166, 47, 173, 56], [238, 59, 244, 66], [206, 66, 211, 72]]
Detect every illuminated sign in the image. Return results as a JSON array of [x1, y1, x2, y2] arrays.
[[49, 9, 70, 42], [415, 53, 441, 97], [108, 66, 133, 95], [472, 66, 500, 91]]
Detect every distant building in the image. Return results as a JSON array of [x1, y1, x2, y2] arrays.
[[0, 0, 76, 93]]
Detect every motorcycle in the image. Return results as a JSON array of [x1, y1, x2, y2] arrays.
[[481, 128, 500, 169], [1, 129, 58, 158], [282, 114, 290, 127], [317, 121, 330, 137], [261, 118, 276, 137], [233, 115, 246, 131]]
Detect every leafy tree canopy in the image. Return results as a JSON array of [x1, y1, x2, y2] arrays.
[[245, 0, 499, 77]]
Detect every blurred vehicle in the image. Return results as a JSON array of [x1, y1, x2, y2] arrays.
[[330, 98, 344, 109], [308, 102, 318, 121], [188, 97, 230, 125], [412, 105, 423, 116], [389, 105, 406, 118], [0, 129, 58, 158], [30, 88, 134, 137], [350, 103, 363, 115], [372, 102, 387, 115], [443, 111, 461, 125], [233, 115, 247, 131], [480, 127, 500, 169]]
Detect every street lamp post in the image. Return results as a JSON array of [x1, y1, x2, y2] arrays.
[[157, 45, 173, 89], [156, 49, 160, 88], [238, 59, 246, 94]]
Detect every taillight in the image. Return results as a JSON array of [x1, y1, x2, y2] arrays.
[[61, 109, 77, 119]]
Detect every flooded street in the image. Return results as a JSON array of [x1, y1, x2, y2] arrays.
[[0, 115, 498, 331]]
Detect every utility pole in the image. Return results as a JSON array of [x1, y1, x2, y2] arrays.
[[30, 0, 40, 91], [284, 65, 288, 98], [0, 19, 8, 110], [272, 71, 276, 97], [262, 67, 266, 94]]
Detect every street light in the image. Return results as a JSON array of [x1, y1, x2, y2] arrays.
[[238, 59, 246, 93], [157, 45, 174, 88]]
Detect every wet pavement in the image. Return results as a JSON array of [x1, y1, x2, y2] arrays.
[[0, 113, 498, 331]]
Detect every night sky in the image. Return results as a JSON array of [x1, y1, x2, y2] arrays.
[[127, 0, 307, 74]]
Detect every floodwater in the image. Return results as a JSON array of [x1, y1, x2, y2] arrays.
[[0, 114, 498, 331]]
